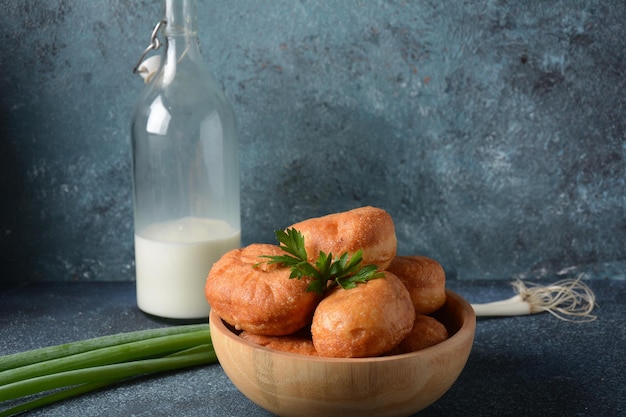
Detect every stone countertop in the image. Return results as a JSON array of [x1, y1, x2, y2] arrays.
[[0, 279, 624, 417]]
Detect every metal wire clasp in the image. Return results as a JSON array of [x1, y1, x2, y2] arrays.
[[132, 20, 167, 74]]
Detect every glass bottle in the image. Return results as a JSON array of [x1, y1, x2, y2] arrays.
[[131, 0, 240, 320]]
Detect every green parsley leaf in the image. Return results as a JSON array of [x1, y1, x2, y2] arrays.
[[259, 228, 384, 295]]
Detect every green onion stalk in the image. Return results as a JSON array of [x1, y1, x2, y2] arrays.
[[0, 324, 216, 416]]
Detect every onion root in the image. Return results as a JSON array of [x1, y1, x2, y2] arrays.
[[470, 274, 597, 322]]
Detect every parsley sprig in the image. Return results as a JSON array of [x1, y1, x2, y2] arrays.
[[259, 228, 384, 295]]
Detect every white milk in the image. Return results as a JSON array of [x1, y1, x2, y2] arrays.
[[135, 217, 240, 319]]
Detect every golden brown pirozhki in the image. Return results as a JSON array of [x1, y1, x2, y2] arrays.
[[311, 272, 415, 358], [386, 314, 449, 355], [289, 206, 397, 270], [386, 255, 446, 315], [239, 329, 318, 356], [205, 244, 321, 336]]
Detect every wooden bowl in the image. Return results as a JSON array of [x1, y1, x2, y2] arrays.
[[209, 289, 475, 417]]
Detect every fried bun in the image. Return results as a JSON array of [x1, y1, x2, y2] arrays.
[[386, 255, 447, 315], [205, 244, 320, 336], [289, 206, 397, 270], [239, 329, 318, 356], [387, 314, 449, 355], [311, 272, 415, 358]]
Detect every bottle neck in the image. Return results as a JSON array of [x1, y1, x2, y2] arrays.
[[162, 0, 198, 36], [161, 0, 202, 66]]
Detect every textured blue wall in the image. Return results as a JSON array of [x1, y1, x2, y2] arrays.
[[1, 1, 624, 282]]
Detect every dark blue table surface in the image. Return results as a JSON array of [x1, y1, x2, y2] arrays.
[[1, 278, 624, 417]]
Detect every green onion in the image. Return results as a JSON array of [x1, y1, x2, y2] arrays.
[[0, 324, 217, 416], [0, 329, 211, 386], [0, 324, 208, 372], [0, 379, 119, 417]]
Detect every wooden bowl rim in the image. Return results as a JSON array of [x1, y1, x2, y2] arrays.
[[209, 288, 475, 363]]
